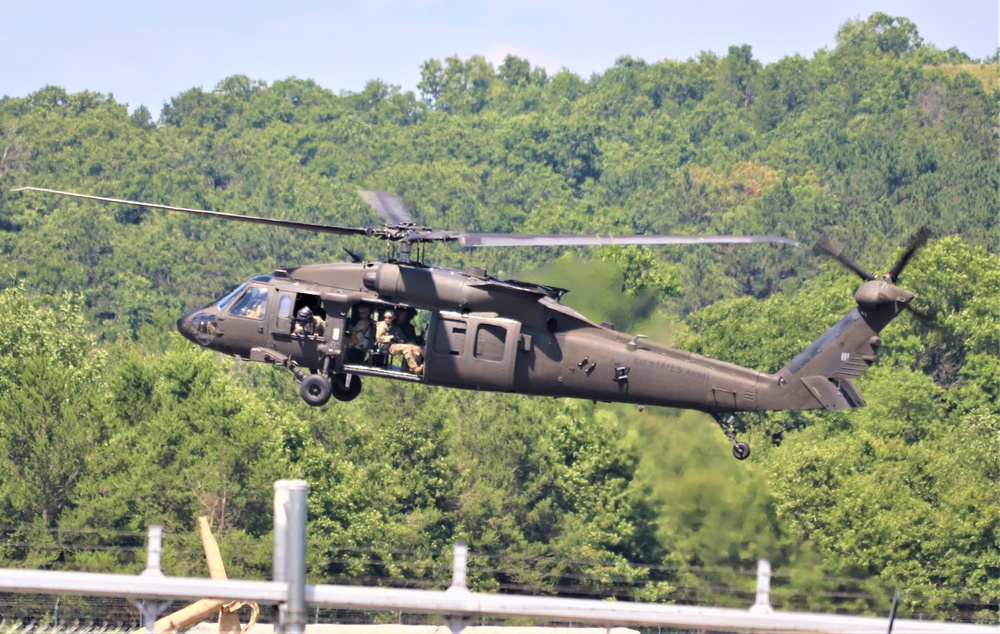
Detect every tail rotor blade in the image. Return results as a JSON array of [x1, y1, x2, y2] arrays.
[[904, 304, 951, 336], [814, 233, 874, 281], [887, 226, 932, 282]]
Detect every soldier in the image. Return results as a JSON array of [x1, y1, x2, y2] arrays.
[[396, 307, 424, 346], [346, 303, 374, 349], [376, 308, 424, 375], [292, 306, 325, 337]]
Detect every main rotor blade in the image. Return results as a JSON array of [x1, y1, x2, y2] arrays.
[[11, 187, 372, 238], [455, 233, 803, 248], [359, 190, 414, 225], [887, 226, 932, 282], [813, 233, 874, 281]]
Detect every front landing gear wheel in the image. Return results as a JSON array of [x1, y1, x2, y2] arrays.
[[711, 413, 751, 460], [332, 374, 363, 402], [300, 374, 332, 407]]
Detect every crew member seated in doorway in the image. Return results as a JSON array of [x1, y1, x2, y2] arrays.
[[346, 303, 374, 349], [396, 307, 425, 346], [376, 308, 424, 375]]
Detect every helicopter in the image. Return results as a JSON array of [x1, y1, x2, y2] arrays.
[[12, 187, 929, 459]]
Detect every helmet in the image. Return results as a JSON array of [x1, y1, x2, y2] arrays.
[[296, 306, 314, 321], [383, 309, 395, 319]]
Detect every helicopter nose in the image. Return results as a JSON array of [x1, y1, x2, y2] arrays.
[[177, 310, 218, 346], [177, 312, 198, 343]]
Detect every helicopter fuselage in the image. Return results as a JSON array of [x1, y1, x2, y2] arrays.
[[177, 261, 771, 413]]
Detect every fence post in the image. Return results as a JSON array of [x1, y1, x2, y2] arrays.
[[275, 480, 308, 634], [448, 541, 470, 634], [450, 541, 468, 592], [136, 525, 169, 633], [144, 525, 163, 577], [748, 559, 773, 614]]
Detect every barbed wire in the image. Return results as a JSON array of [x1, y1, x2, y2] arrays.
[[0, 526, 148, 538], [0, 534, 981, 591]]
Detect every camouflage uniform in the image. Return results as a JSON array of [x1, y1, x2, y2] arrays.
[[376, 314, 424, 375], [346, 316, 373, 348]]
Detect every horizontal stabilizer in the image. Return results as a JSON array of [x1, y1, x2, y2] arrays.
[[799, 376, 867, 410]]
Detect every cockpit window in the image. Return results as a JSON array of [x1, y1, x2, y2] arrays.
[[216, 283, 247, 311], [229, 286, 269, 320]]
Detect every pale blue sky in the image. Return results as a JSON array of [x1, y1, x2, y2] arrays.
[[3, 0, 996, 114]]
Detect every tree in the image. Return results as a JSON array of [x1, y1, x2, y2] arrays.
[[834, 13, 924, 57], [716, 44, 762, 110]]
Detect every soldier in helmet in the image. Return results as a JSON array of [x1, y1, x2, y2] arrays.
[[293, 305, 325, 337], [396, 307, 424, 346], [376, 308, 423, 375]]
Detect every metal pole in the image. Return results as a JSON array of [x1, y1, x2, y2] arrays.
[[748, 560, 773, 614], [275, 480, 307, 634], [888, 590, 901, 633]]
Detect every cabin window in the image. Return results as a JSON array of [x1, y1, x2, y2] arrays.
[[278, 295, 293, 321], [229, 286, 269, 320], [474, 324, 507, 362], [216, 282, 247, 311]]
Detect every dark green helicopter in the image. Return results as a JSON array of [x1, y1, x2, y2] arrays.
[[13, 187, 930, 459]]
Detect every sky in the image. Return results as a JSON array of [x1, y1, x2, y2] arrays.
[[2, 0, 997, 115]]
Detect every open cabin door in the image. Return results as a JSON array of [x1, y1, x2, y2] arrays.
[[424, 312, 520, 391], [269, 290, 325, 367]]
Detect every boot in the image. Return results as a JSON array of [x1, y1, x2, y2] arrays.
[[412, 364, 424, 376]]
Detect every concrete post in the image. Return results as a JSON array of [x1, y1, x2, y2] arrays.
[[448, 541, 470, 634], [143, 526, 163, 577], [450, 541, 468, 591], [748, 559, 773, 614], [137, 525, 168, 633]]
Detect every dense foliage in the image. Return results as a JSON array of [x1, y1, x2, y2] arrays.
[[0, 13, 996, 624]]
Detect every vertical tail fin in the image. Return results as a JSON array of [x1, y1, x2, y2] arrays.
[[758, 281, 914, 411]]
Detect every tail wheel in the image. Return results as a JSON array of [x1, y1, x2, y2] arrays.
[[711, 413, 751, 461], [332, 374, 363, 402], [732, 442, 751, 460], [300, 374, 332, 407]]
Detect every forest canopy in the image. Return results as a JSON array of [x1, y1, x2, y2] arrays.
[[0, 12, 997, 624]]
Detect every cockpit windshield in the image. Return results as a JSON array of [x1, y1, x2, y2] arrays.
[[216, 283, 247, 311]]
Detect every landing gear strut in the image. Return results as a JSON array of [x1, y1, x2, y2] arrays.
[[711, 413, 750, 460]]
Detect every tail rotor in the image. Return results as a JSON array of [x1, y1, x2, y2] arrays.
[[814, 226, 935, 326]]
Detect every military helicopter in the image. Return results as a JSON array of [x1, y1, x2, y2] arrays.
[[13, 187, 928, 459]]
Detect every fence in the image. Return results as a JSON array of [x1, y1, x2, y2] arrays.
[[0, 480, 996, 634]]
